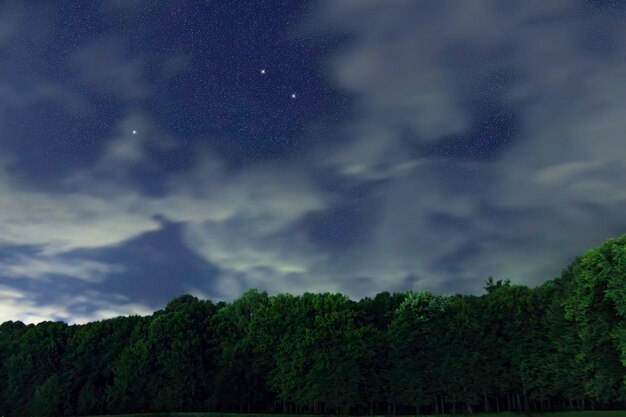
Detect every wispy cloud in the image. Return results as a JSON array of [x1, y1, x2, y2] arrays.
[[307, 0, 626, 293], [0, 82, 88, 114], [0, 3, 22, 47], [0, 255, 124, 283], [73, 37, 151, 100], [0, 286, 152, 324]]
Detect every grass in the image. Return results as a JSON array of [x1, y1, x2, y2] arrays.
[[81, 411, 626, 417]]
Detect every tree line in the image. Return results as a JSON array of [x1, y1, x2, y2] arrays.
[[0, 235, 625, 417]]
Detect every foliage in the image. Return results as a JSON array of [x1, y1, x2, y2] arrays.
[[1, 235, 626, 416]]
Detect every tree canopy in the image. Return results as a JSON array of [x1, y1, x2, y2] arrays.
[[0, 235, 625, 416]]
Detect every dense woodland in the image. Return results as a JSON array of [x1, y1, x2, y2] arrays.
[[0, 235, 624, 417]]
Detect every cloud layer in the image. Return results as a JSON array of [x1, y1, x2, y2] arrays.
[[1, 0, 626, 323]]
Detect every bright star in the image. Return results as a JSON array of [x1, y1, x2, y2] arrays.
[[260, 69, 266, 74], [291, 93, 297, 99], [132, 130, 137, 135]]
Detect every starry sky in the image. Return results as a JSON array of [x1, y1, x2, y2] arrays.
[[1, 0, 626, 324]]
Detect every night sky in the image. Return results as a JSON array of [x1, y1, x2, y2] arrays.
[[1, 0, 626, 323]]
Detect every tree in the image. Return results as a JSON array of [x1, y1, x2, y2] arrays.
[[442, 296, 486, 413], [211, 289, 271, 412], [61, 316, 140, 416], [543, 267, 586, 409], [1, 321, 67, 416], [389, 290, 450, 414], [0, 321, 27, 415], [484, 276, 512, 293], [30, 375, 63, 417], [1, 233, 626, 415], [106, 317, 156, 413], [564, 235, 626, 402]]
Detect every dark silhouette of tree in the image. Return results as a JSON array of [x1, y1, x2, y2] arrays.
[[484, 276, 512, 293]]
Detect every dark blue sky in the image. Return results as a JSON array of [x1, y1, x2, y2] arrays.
[[1, 0, 626, 323]]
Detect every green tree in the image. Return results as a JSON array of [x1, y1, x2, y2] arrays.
[[1, 321, 67, 416], [252, 292, 370, 414], [0, 321, 27, 415], [2, 234, 626, 415], [442, 295, 487, 413], [211, 289, 270, 412], [484, 276, 512, 293], [30, 375, 63, 417], [564, 235, 626, 402], [543, 266, 586, 409], [148, 295, 217, 411], [389, 290, 450, 414], [106, 317, 155, 413], [61, 316, 139, 416]]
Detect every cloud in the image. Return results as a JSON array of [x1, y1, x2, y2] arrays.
[[0, 4, 21, 47], [318, 1, 473, 142], [0, 113, 184, 256], [101, 0, 156, 16], [0, 113, 332, 304], [159, 156, 332, 298], [0, 255, 124, 283], [161, 54, 191, 79], [0, 166, 161, 254], [3, 0, 626, 324], [313, 123, 424, 181], [308, 0, 626, 293], [0, 286, 152, 324], [0, 82, 88, 115], [73, 37, 151, 100]]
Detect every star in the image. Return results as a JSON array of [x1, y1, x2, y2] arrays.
[[291, 93, 297, 99], [260, 69, 266, 74], [132, 130, 137, 135]]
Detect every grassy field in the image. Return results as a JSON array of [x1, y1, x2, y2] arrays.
[[82, 411, 626, 417]]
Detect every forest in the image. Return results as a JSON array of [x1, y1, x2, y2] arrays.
[[0, 235, 624, 417]]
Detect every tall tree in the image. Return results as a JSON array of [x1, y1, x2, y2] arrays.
[[61, 316, 140, 416], [106, 317, 156, 413], [148, 295, 218, 411], [389, 290, 450, 414], [211, 289, 271, 412], [564, 235, 626, 402]]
